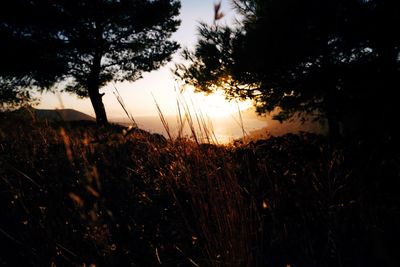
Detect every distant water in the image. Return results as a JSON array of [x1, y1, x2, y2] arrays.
[[112, 115, 268, 143], [111, 113, 326, 144]]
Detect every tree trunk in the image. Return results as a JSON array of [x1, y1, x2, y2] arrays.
[[326, 109, 341, 144], [88, 82, 108, 125], [324, 83, 342, 144], [88, 46, 108, 125]]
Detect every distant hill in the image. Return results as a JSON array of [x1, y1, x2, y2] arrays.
[[32, 108, 95, 122], [245, 119, 327, 140], [2, 107, 96, 122], [237, 107, 328, 141]]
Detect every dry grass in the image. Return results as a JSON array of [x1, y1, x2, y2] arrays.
[[0, 108, 399, 266], [153, 96, 262, 266]]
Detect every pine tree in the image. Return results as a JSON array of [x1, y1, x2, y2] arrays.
[[0, 0, 181, 124]]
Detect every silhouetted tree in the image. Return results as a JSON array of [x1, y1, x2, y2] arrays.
[[0, 0, 181, 125], [0, 0, 64, 109], [176, 0, 400, 140]]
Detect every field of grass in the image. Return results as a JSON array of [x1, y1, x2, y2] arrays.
[[1, 112, 399, 266]]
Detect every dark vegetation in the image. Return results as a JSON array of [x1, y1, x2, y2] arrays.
[[1, 0, 400, 266], [0, 0, 181, 124], [176, 0, 399, 141], [1, 113, 399, 266]]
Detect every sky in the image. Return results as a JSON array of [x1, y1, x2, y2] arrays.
[[36, 0, 252, 120]]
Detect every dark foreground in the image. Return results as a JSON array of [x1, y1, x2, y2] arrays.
[[0, 116, 399, 267]]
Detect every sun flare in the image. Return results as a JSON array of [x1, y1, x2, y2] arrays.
[[180, 86, 253, 118]]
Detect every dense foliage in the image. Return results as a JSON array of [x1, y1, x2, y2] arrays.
[[0, 0, 181, 124], [176, 0, 400, 139]]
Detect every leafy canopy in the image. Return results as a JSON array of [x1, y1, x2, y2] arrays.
[[0, 0, 181, 121], [176, 0, 399, 127]]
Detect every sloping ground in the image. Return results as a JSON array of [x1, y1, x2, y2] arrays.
[[239, 108, 328, 140], [33, 108, 95, 121], [0, 116, 399, 266], [0, 107, 95, 122]]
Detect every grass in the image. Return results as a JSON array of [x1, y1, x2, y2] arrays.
[[0, 109, 399, 266]]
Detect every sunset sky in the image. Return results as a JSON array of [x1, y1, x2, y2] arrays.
[[36, 0, 253, 120]]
